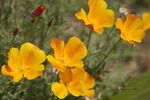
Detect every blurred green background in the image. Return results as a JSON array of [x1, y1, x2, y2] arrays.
[[0, 0, 150, 100]]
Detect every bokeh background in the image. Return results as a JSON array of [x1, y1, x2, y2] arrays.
[[0, 0, 150, 100]]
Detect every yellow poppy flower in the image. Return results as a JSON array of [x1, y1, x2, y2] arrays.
[[142, 12, 150, 31], [115, 14, 145, 45], [47, 36, 87, 72], [1, 42, 46, 82], [51, 82, 68, 99], [51, 68, 95, 99], [75, 0, 115, 34]]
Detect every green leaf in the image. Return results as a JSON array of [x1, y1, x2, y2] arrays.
[[110, 71, 150, 100]]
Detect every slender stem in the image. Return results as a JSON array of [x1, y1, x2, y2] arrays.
[[10, 35, 15, 47], [84, 30, 92, 68], [86, 30, 92, 50], [97, 37, 121, 67], [12, 79, 24, 96], [40, 26, 50, 48], [51, 93, 55, 100], [91, 26, 115, 56], [14, 0, 17, 25], [102, 25, 115, 51], [4, 0, 13, 28]]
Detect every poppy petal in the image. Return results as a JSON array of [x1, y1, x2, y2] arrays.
[[47, 55, 66, 71], [75, 8, 91, 25], [142, 12, 150, 31], [23, 70, 42, 80], [20, 42, 46, 67], [51, 82, 68, 99], [64, 37, 87, 66], [50, 38, 65, 60], [8, 48, 21, 71]]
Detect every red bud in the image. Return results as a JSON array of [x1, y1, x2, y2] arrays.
[[30, 5, 45, 21]]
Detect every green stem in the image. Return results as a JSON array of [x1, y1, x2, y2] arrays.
[[10, 35, 15, 47], [39, 32, 44, 48], [86, 30, 92, 50], [39, 26, 50, 48], [102, 25, 115, 51], [12, 79, 24, 96], [4, 0, 13, 28], [91, 26, 115, 56], [84, 30, 92, 68], [51, 93, 55, 100], [97, 37, 121, 67]]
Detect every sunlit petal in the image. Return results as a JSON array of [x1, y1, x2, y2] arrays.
[[20, 42, 46, 67], [115, 14, 145, 45], [142, 12, 150, 31], [75, 8, 91, 25], [64, 36, 87, 62], [8, 48, 21, 71], [47, 55, 66, 71], [51, 38, 65, 60], [51, 82, 68, 99], [23, 70, 42, 80]]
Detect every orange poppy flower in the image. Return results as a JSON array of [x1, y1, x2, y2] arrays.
[[51, 68, 95, 99], [47, 36, 87, 72], [75, 0, 115, 34], [1, 42, 46, 82], [115, 14, 145, 45]]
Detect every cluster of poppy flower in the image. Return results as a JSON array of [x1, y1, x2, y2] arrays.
[[1, 37, 93, 99], [76, 0, 150, 45], [47, 37, 95, 99], [1, 0, 150, 99]]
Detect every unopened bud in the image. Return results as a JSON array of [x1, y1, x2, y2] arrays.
[[13, 28, 19, 36], [30, 5, 45, 22]]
